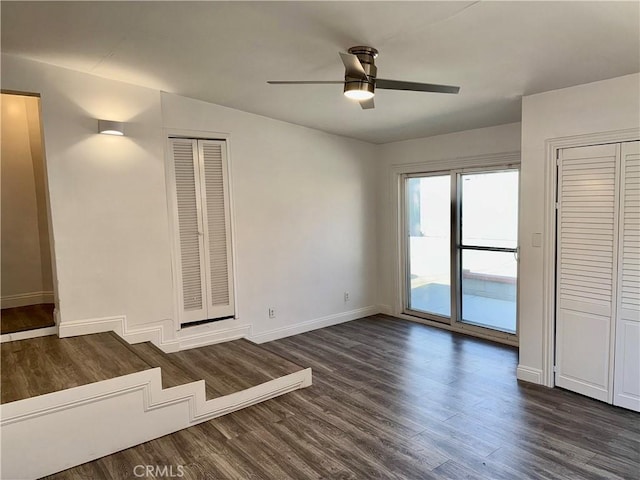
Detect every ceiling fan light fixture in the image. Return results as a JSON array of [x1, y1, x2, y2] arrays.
[[344, 81, 375, 100], [267, 45, 460, 110]]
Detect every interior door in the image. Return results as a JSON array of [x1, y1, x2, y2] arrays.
[[613, 141, 640, 411], [197, 140, 235, 321], [170, 138, 235, 326], [171, 138, 209, 324], [555, 143, 619, 402]]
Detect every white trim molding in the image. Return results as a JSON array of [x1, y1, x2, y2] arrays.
[[389, 151, 521, 177], [542, 128, 640, 388], [516, 365, 543, 384], [249, 305, 379, 344], [0, 367, 312, 479], [58, 315, 251, 353], [1, 291, 54, 309], [0, 325, 58, 343]]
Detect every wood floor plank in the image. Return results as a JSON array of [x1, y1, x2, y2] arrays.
[[487, 442, 626, 480], [2, 332, 306, 405], [286, 393, 448, 478], [1, 333, 151, 403], [126, 341, 205, 390], [38, 315, 640, 479], [430, 459, 493, 480], [587, 452, 640, 480], [131, 339, 304, 399], [0, 303, 55, 334]]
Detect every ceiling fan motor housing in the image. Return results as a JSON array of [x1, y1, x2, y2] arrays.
[[344, 46, 378, 97]]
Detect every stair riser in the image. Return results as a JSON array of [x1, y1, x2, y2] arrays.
[[1, 367, 312, 479]]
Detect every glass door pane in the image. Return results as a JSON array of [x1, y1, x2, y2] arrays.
[[461, 171, 519, 249], [459, 170, 519, 333], [461, 250, 517, 333], [406, 175, 451, 318]]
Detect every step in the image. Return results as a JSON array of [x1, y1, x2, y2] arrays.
[[1, 332, 152, 404], [0, 332, 312, 479], [125, 338, 304, 399], [1, 303, 55, 335]]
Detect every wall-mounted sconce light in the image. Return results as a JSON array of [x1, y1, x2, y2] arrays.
[[98, 119, 125, 136]]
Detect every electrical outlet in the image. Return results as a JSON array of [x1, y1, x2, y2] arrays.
[[344, 291, 350, 302], [268, 308, 276, 319]]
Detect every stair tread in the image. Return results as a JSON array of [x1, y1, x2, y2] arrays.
[[1, 332, 152, 404], [127, 338, 305, 400], [2, 330, 308, 404]]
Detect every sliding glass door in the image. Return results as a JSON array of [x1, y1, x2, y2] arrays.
[[406, 174, 451, 319], [459, 170, 519, 333], [404, 168, 519, 336]]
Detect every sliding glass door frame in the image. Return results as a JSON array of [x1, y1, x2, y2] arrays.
[[401, 165, 520, 342], [403, 171, 453, 324]]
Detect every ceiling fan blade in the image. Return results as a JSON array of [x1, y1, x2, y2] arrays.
[[376, 78, 460, 94], [339, 52, 367, 80], [267, 80, 343, 85], [359, 97, 375, 110]]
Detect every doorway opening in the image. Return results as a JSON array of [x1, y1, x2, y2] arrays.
[[1, 92, 56, 337]]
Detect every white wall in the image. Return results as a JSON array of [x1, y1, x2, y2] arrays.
[[1, 54, 378, 341], [162, 93, 378, 340], [376, 123, 522, 312], [1, 94, 54, 305], [2, 54, 180, 329], [6, 51, 634, 370], [519, 73, 640, 382]]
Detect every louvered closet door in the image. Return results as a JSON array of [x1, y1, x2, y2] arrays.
[[197, 140, 235, 320], [170, 138, 235, 324], [171, 138, 209, 323], [613, 141, 640, 411], [556, 143, 620, 402]]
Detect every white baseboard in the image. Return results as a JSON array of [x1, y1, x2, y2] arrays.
[[0, 326, 58, 343], [248, 305, 379, 344], [176, 320, 251, 350], [0, 367, 312, 479], [516, 364, 544, 384], [614, 392, 640, 413], [1, 291, 54, 309], [58, 315, 251, 353]]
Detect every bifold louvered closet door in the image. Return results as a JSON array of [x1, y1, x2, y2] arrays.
[[170, 138, 234, 325], [613, 141, 640, 410], [556, 141, 639, 411]]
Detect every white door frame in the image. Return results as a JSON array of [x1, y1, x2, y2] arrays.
[[541, 128, 640, 388], [163, 128, 239, 332], [390, 151, 521, 347], [0, 91, 60, 332]]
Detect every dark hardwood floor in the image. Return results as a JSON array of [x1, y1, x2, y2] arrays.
[[1, 332, 151, 403], [127, 338, 304, 399], [1, 303, 55, 334], [1, 334, 305, 405], [44, 315, 640, 480]]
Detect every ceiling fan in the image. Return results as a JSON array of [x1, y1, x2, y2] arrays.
[[267, 46, 460, 109]]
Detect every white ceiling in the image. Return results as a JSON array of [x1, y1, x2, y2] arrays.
[[2, 1, 638, 144]]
